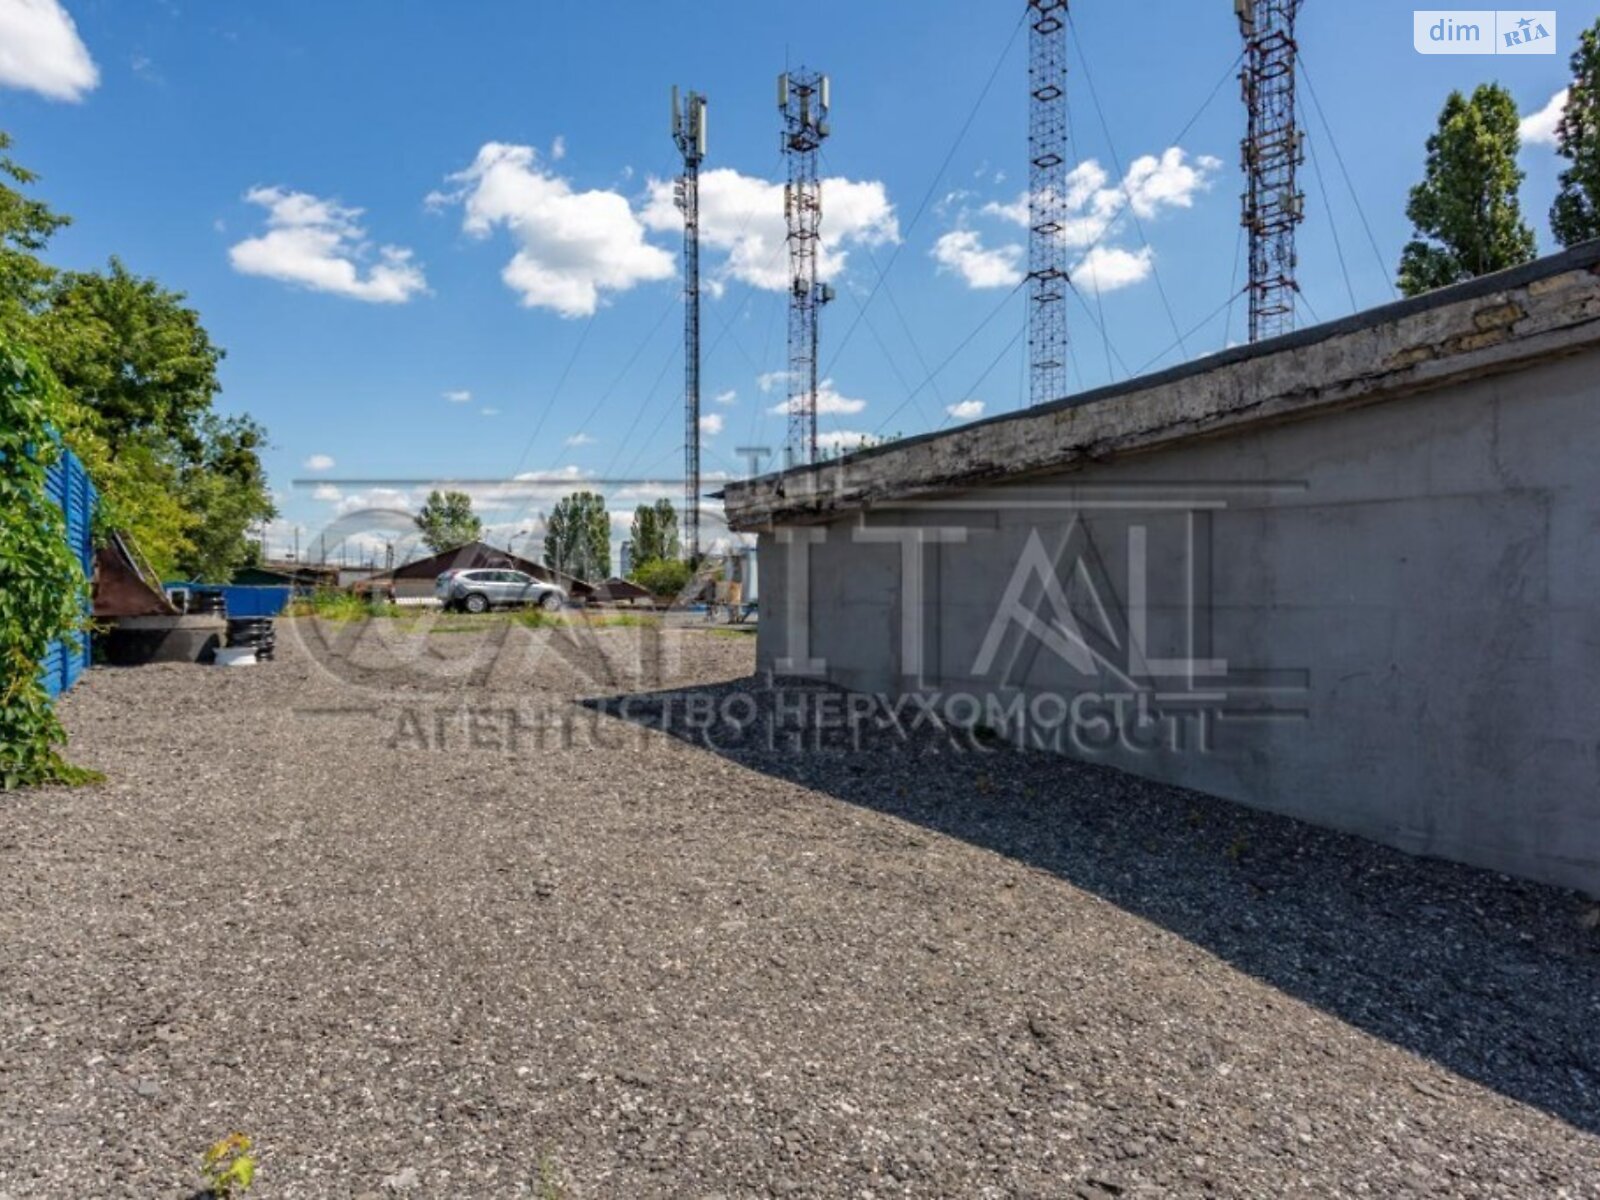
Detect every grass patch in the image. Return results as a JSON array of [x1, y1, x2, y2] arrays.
[[580, 612, 662, 629], [513, 609, 662, 631], [281, 600, 663, 633], [284, 590, 401, 621]]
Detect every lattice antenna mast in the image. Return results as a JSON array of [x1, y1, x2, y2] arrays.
[[1237, 0, 1305, 342], [673, 86, 708, 563], [1027, 1, 1069, 406], [779, 69, 833, 467]]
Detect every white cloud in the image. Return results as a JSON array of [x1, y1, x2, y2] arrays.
[[230, 186, 427, 303], [946, 399, 985, 421], [312, 484, 342, 502], [432, 142, 674, 317], [443, 389, 472, 404], [757, 370, 792, 393], [699, 413, 724, 435], [302, 454, 336, 471], [1122, 149, 1221, 218], [481, 406, 500, 417], [982, 147, 1218, 253], [1073, 245, 1154, 293], [768, 379, 866, 416], [642, 167, 898, 291], [959, 148, 1216, 296], [565, 432, 596, 446], [333, 486, 414, 519], [0, 0, 98, 101], [551, 134, 567, 161], [1520, 88, 1568, 148], [931, 229, 1024, 289], [713, 388, 737, 406]]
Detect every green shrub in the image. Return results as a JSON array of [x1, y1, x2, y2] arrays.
[[631, 556, 692, 597], [0, 337, 95, 789], [285, 589, 396, 622]]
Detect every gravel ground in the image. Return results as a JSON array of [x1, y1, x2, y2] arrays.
[[3, 615, 1598, 1198]]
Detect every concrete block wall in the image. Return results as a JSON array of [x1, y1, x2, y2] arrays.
[[753, 351, 1600, 895]]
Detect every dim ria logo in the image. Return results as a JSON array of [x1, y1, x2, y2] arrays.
[[1413, 10, 1556, 54]]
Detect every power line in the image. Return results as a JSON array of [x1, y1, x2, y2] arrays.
[[1223, 221, 1246, 348], [1067, 7, 1189, 359], [557, 289, 677, 451], [822, 8, 1028, 380], [938, 317, 1028, 431], [1060, 49, 1244, 274], [872, 279, 1025, 434], [1065, 279, 1133, 380], [1132, 284, 1248, 377], [1303, 123, 1357, 314], [505, 311, 597, 481], [840, 281, 942, 431], [602, 339, 682, 483], [1299, 54, 1398, 301]]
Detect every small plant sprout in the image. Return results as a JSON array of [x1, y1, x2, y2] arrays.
[[201, 1133, 256, 1197]]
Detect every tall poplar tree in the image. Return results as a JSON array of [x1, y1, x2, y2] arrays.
[[1398, 84, 1537, 296], [1551, 19, 1600, 247]]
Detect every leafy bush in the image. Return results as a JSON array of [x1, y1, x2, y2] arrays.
[[0, 337, 94, 789], [631, 556, 692, 597]]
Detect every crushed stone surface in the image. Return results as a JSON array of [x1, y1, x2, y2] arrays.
[[2, 616, 1597, 1197]]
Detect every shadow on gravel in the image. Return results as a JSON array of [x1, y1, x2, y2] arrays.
[[586, 676, 1600, 1136]]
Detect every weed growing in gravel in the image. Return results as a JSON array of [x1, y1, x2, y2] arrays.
[[513, 608, 557, 630], [534, 1153, 565, 1199], [199, 1133, 255, 1197]]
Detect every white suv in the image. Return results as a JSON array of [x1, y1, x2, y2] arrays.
[[435, 569, 566, 614]]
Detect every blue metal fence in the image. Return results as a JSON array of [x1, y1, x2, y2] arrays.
[[41, 445, 97, 698]]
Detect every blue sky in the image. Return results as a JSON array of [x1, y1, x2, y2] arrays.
[[1, 0, 1594, 565]]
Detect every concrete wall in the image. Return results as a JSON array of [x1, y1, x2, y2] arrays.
[[752, 349, 1600, 895]]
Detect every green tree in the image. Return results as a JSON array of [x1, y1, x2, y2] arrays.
[[179, 415, 276, 580], [544, 491, 610, 582], [1552, 19, 1600, 247], [0, 131, 68, 336], [33, 259, 269, 577], [36, 258, 223, 452], [414, 489, 483, 553], [628, 498, 680, 569], [1398, 84, 1537, 296], [81, 433, 197, 580], [0, 134, 274, 581]]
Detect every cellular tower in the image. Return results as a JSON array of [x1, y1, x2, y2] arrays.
[[779, 69, 834, 466]]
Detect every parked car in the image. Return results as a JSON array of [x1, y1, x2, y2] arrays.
[[435, 569, 566, 614]]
